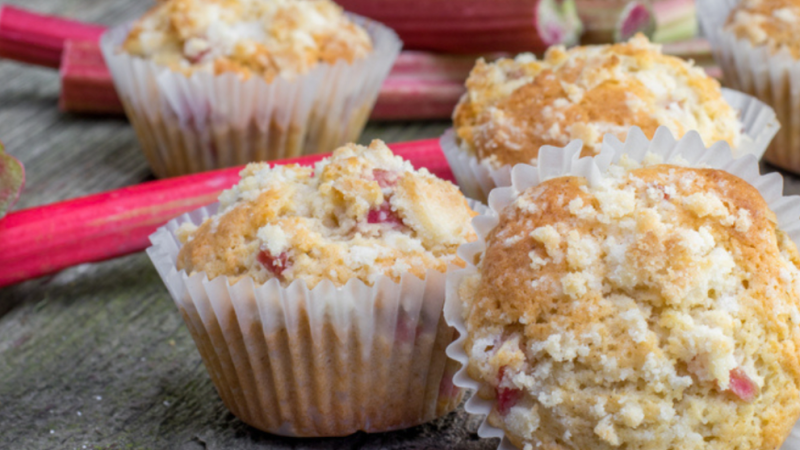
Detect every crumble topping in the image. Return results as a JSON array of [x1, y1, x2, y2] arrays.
[[453, 34, 743, 169], [176, 140, 478, 288], [123, 0, 372, 81]]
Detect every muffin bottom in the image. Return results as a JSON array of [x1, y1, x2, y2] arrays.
[[176, 289, 463, 437], [123, 99, 373, 178]]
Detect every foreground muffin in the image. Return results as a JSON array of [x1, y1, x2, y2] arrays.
[[452, 34, 743, 170], [697, 0, 800, 173], [149, 140, 477, 436], [456, 158, 800, 449], [102, 0, 400, 177]]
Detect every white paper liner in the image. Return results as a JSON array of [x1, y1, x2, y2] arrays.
[[698, 0, 800, 173], [146, 200, 487, 437], [444, 125, 800, 450], [101, 15, 401, 178], [441, 88, 779, 202]]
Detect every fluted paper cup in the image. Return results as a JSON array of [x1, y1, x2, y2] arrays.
[[101, 15, 401, 178], [147, 200, 488, 437], [442, 88, 779, 202], [698, 0, 800, 173], [444, 126, 800, 449]]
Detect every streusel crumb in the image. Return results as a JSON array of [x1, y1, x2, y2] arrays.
[[453, 34, 743, 168], [177, 140, 478, 288], [726, 0, 800, 59], [460, 161, 800, 450], [123, 0, 372, 81]]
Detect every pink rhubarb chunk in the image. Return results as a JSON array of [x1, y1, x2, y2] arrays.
[[367, 202, 404, 227], [495, 366, 524, 415], [728, 368, 758, 402], [257, 250, 291, 278]]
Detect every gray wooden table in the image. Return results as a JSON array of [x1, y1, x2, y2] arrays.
[[2, 1, 800, 449]]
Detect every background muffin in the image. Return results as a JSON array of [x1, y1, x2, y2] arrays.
[[102, 0, 400, 178], [150, 140, 478, 437], [455, 157, 800, 450], [698, 0, 800, 174], [123, 0, 372, 81], [452, 34, 742, 170], [725, 0, 800, 59]]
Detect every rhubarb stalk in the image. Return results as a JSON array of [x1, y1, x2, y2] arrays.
[[651, 0, 698, 43], [0, 5, 105, 68], [334, 0, 583, 53], [0, 142, 24, 218], [59, 42, 478, 119], [577, 0, 655, 43], [0, 138, 451, 288]]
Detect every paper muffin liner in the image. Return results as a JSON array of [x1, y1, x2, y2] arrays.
[[146, 199, 488, 437], [101, 15, 401, 178], [441, 88, 779, 202], [698, 0, 800, 174], [444, 125, 800, 450]]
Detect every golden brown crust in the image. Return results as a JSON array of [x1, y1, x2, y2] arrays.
[[453, 35, 743, 168], [726, 0, 800, 59], [460, 163, 800, 449], [122, 0, 372, 81]]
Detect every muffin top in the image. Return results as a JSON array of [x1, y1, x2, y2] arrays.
[[453, 35, 743, 169], [458, 158, 800, 449], [176, 140, 478, 288], [122, 0, 372, 81], [726, 0, 800, 59]]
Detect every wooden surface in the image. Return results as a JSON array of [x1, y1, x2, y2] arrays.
[[3, 1, 800, 450]]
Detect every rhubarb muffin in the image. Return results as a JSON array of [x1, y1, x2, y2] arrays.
[[456, 160, 800, 449], [725, 0, 800, 59], [452, 34, 743, 170], [149, 140, 477, 436], [102, 0, 400, 177], [697, 0, 800, 172], [122, 0, 372, 81]]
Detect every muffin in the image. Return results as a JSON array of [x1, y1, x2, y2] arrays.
[[442, 34, 778, 201], [699, 0, 800, 173], [445, 127, 800, 450], [101, 0, 400, 178], [148, 140, 480, 436]]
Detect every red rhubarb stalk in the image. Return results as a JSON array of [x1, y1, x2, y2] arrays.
[[651, 0, 698, 43], [58, 41, 476, 119], [0, 139, 451, 288], [0, 5, 105, 68], [0, 142, 24, 218], [334, 0, 582, 53]]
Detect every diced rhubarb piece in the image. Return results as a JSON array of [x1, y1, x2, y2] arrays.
[[394, 312, 422, 343], [728, 368, 758, 402], [0, 5, 105, 68], [0, 142, 24, 218], [0, 138, 450, 288], [367, 202, 405, 227], [372, 168, 400, 188], [257, 250, 291, 278], [495, 366, 524, 415], [334, 0, 582, 53]]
